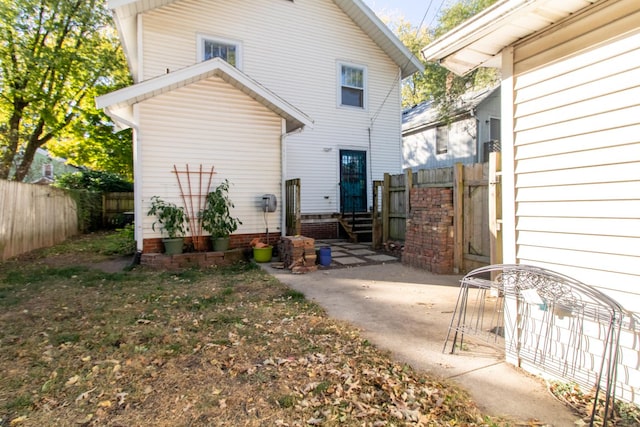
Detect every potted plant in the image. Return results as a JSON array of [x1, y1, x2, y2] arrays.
[[147, 196, 189, 255], [200, 179, 242, 251]]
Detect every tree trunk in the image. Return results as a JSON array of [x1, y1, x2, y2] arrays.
[[14, 120, 53, 182], [0, 107, 23, 180]]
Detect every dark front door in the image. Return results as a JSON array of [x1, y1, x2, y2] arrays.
[[340, 150, 367, 213]]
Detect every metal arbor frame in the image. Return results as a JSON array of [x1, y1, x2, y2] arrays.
[[444, 264, 634, 426]]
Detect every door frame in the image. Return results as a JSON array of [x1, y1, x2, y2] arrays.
[[339, 149, 368, 213]]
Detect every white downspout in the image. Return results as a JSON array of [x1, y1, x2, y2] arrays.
[[105, 106, 143, 252]]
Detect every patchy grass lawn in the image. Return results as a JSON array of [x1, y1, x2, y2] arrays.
[[0, 233, 505, 427]]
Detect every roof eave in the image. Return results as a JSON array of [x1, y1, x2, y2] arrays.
[[96, 58, 314, 133], [333, 0, 425, 78], [422, 0, 525, 67], [422, 0, 598, 76], [109, 0, 425, 80]]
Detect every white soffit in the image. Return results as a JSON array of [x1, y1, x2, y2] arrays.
[[96, 58, 314, 133], [422, 0, 597, 76]]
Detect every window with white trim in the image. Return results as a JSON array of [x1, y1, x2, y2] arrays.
[[43, 163, 53, 179], [197, 35, 241, 68], [339, 63, 366, 108]]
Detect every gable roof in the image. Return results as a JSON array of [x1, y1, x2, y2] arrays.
[[96, 58, 314, 133], [422, 0, 597, 76], [107, 0, 424, 80], [402, 85, 500, 134]]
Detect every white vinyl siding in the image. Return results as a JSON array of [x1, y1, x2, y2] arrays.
[[137, 76, 283, 238], [402, 118, 478, 170], [510, 1, 640, 311], [508, 6, 640, 401], [140, 0, 403, 213]]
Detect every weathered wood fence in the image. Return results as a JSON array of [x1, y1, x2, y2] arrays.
[[285, 178, 301, 236], [375, 159, 501, 274], [0, 180, 78, 261], [103, 192, 135, 227]]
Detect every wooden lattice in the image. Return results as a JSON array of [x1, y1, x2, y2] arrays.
[[173, 164, 216, 251]]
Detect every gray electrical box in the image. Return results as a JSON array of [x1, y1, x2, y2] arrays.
[[262, 194, 277, 212]]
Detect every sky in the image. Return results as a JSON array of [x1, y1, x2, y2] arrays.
[[363, 0, 448, 29]]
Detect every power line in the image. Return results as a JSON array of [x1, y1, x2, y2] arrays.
[[371, 0, 442, 126]]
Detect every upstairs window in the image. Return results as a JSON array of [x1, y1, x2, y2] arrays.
[[198, 35, 241, 68], [339, 63, 366, 108], [43, 163, 53, 179]]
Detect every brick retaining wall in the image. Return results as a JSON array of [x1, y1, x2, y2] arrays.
[[301, 221, 338, 240], [142, 233, 278, 254], [402, 187, 454, 274]]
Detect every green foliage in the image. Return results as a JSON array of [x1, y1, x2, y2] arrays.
[[200, 179, 242, 238], [0, 0, 130, 181], [48, 83, 134, 180], [434, 0, 499, 36], [53, 169, 131, 231], [394, 0, 500, 117], [282, 289, 306, 301], [101, 224, 136, 256], [429, 0, 500, 118], [54, 169, 133, 192], [147, 196, 189, 239], [395, 20, 433, 108], [65, 188, 103, 232]]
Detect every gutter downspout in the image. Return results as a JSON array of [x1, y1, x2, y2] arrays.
[[105, 106, 143, 252]]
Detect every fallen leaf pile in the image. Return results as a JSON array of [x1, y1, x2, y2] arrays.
[[548, 381, 640, 426]]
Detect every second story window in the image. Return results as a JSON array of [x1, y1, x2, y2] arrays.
[[339, 63, 366, 109], [198, 35, 242, 68]]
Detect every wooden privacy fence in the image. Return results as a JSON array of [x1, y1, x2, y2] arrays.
[[103, 192, 135, 227], [0, 180, 78, 261], [376, 158, 501, 274]]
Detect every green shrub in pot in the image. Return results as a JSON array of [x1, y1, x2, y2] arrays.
[[147, 196, 189, 254], [200, 179, 242, 251]]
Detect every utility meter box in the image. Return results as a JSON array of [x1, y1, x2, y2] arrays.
[[262, 194, 277, 212]]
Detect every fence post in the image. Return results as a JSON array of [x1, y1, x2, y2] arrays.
[[372, 180, 383, 249], [453, 163, 464, 274], [489, 152, 503, 264], [382, 173, 390, 244]]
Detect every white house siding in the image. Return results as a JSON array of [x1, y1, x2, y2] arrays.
[[474, 92, 501, 162], [509, 0, 640, 403], [137, 75, 283, 239], [140, 0, 402, 214], [402, 118, 477, 170]]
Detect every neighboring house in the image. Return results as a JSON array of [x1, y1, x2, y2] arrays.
[[22, 148, 80, 184], [401, 86, 500, 170], [96, 0, 423, 252], [423, 0, 639, 404]]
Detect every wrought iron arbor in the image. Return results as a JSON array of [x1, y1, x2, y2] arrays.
[[444, 264, 636, 426]]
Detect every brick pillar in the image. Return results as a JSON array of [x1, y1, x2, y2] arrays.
[[402, 187, 454, 274]]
